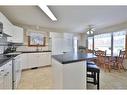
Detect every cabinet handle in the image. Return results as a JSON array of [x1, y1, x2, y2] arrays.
[[7, 72, 9, 74], [4, 72, 9, 76], [4, 74, 7, 76]]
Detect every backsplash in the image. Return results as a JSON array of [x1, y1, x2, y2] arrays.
[[0, 36, 8, 54]]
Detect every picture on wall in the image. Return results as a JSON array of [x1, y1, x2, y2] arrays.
[[28, 32, 45, 46]]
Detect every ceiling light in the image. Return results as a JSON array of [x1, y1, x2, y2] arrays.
[[39, 5, 57, 21], [86, 25, 95, 35]]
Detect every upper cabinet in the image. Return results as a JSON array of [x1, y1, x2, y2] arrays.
[[0, 12, 13, 36], [7, 25, 24, 43], [0, 12, 24, 43]]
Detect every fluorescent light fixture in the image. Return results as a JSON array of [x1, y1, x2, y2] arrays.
[[39, 5, 57, 21]]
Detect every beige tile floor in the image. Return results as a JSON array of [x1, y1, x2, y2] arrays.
[[17, 66, 127, 90]]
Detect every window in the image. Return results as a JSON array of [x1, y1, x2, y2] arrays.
[[88, 37, 93, 50], [113, 31, 126, 55], [94, 33, 111, 55]]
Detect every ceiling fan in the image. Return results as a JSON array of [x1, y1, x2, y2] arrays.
[[86, 25, 95, 35]]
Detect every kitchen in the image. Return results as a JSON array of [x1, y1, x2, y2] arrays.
[[0, 7, 79, 89], [0, 6, 127, 90]]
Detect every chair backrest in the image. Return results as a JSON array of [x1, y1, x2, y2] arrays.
[[117, 50, 126, 63], [95, 50, 106, 65], [86, 49, 95, 54], [95, 50, 106, 56]]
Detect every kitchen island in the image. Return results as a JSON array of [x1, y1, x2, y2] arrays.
[[52, 52, 96, 89]]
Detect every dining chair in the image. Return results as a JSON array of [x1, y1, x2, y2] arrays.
[[114, 50, 126, 72], [95, 50, 114, 72], [86, 49, 95, 54], [95, 50, 106, 66]]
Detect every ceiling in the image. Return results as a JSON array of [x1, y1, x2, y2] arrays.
[[1, 6, 127, 33]]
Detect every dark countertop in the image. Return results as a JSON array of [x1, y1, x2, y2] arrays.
[[0, 50, 51, 67], [16, 50, 51, 53], [52, 52, 96, 64], [0, 54, 18, 67]]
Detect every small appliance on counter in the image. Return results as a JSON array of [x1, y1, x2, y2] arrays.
[[3, 47, 16, 54]]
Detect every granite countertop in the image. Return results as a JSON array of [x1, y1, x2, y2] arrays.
[[0, 54, 18, 67], [0, 50, 51, 67], [16, 50, 51, 53], [52, 52, 96, 64]]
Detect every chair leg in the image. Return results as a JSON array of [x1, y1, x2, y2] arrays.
[[94, 72, 96, 85], [118, 64, 121, 72], [97, 72, 99, 89], [108, 65, 111, 72], [121, 63, 126, 71], [103, 64, 106, 72]]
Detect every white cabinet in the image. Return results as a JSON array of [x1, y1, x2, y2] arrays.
[[50, 32, 74, 55], [20, 53, 28, 70], [38, 52, 51, 67], [0, 12, 13, 36], [21, 52, 51, 70], [13, 55, 22, 89], [7, 25, 24, 43], [0, 12, 24, 43], [3, 60, 12, 89], [0, 66, 4, 89], [27, 53, 38, 68], [0, 60, 13, 89]]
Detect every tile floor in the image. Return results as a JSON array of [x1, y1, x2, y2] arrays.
[[17, 66, 127, 89]]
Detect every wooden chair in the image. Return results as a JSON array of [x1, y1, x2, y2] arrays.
[[95, 50, 113, 72], [95, 50, 106, 67], [114, 50, 126, 72], [86, 49, 95, 54]]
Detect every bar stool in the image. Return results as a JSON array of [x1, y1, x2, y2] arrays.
[[87, 62, 100, 89]]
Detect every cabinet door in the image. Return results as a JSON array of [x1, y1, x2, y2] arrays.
[[0, 12, 12, 36], [0, 66, 4, 89], [3, 60, 12, 89], [13, 26, 24, 43], [13, 55, 21, 88], [38, 52, 51, 67], [20, 53, 29, 70], [28, 53, 38, 68]]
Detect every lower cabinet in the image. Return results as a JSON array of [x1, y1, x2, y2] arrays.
[[21, 52, 51, 70], [0, 60, 12, 89], [13, 55, 22, 89], [0, 66, 4, 89]]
